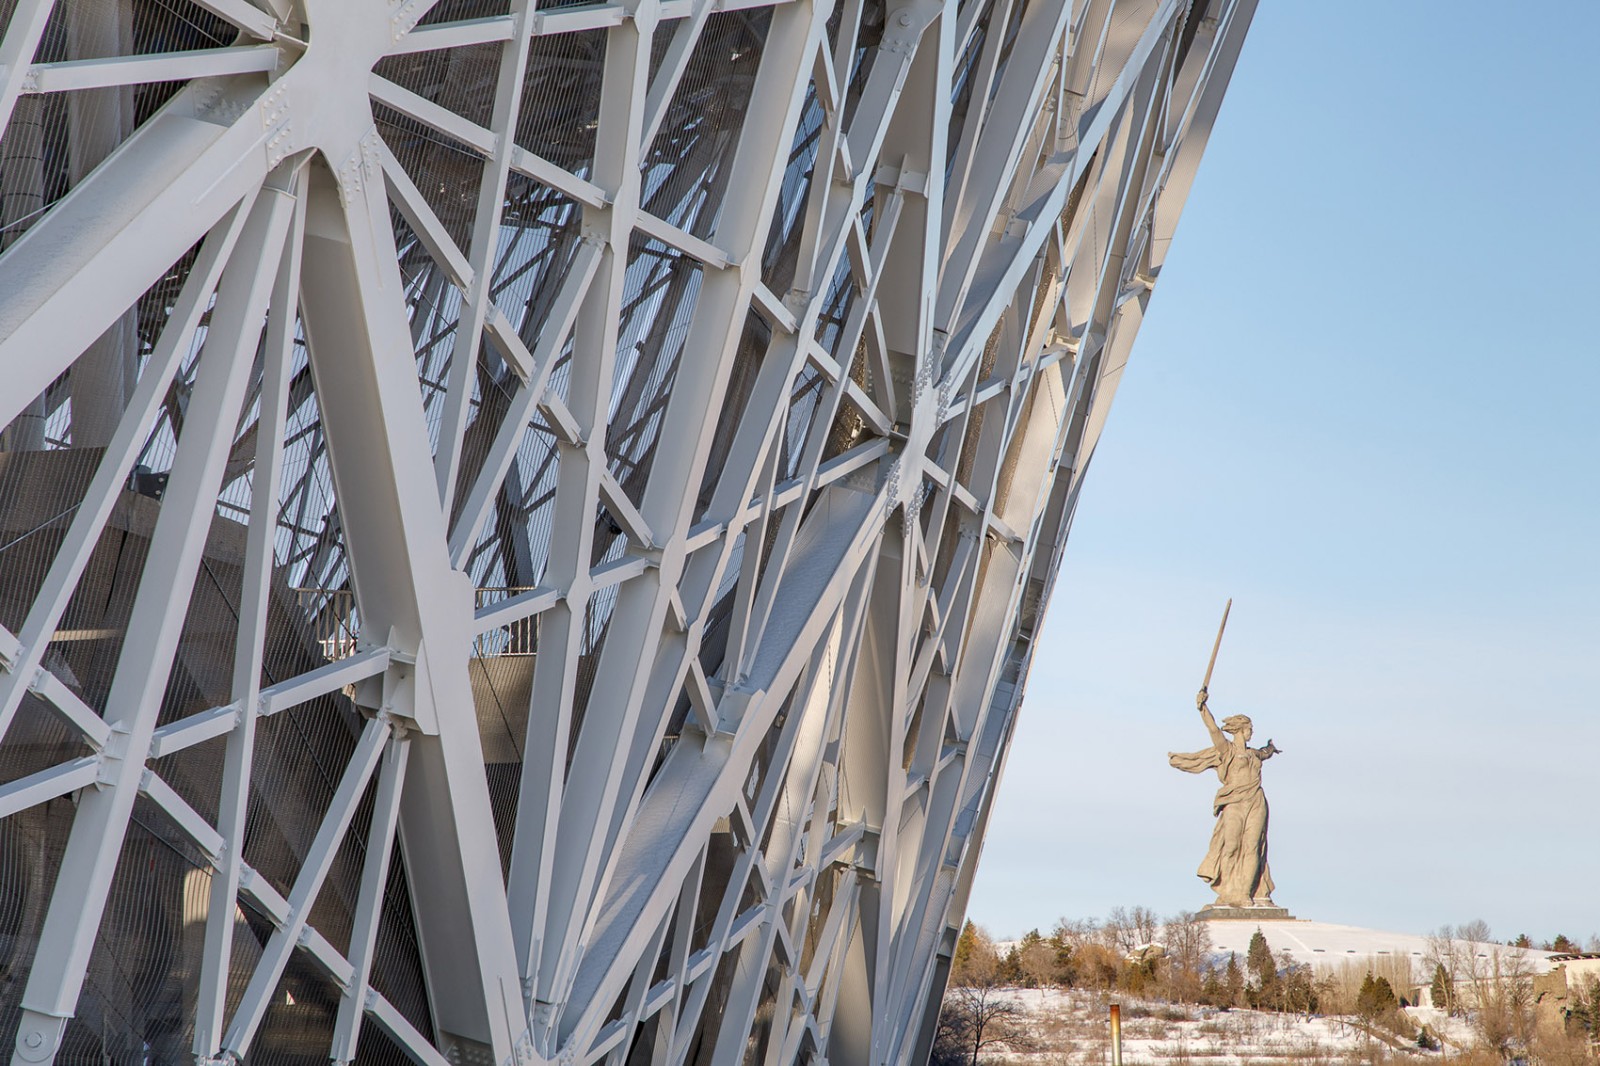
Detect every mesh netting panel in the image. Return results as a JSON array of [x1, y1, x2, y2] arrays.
[[390, 210, 467, 462], [369, 843, 435, 1044], [606, 235, 704, 509], [780, 367, 825, 482], [0, 239, 200, 634], [0, 80, 192, 246], [418, 0, 511, 23], [32, 0, 232, 62], [351, 1018, 427, 1066], [693, 312, 770, 524], [0, 448, 101, 633], [155, 511, 246, 731], [945, 0, 993, 181], [462, 412, 560, 590], [640, 11, 772, 240], [0, 793, 76, 1047], [759, 78, 823, 295], [301, 765, 381, 959], [564, 586, 616, 772], [449, 344, 521, 530], [374, 41, 502, 131], [242, 694, 363, 901], [373, 101, 487, 254], [515, 29, 606, 177], [55, 797, 214, 1064], [0, 690, 90, 788], [250, 945, 340, 1066], [491, 175, 583, 339], [839, 0, 885, 131], [259, 356, 358, 674], [811, 248, 857, 355]]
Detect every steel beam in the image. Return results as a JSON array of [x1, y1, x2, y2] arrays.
[[0, 2, 1255, 1063]]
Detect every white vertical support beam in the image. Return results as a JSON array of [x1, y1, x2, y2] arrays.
[[536, 0, 836, 1030], [506, 11, 652, 1034], [9, 179, 296, 1066], [192, 163, 308, 1061], [298, 156, 525, 1063], [432, 0, 539, 508]]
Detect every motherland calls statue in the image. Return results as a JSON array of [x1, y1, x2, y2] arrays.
[[1169, 690, 1282, 912], [1166, 600, 1289, 917]]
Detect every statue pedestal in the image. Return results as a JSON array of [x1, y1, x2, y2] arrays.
[[1198, 904, 1295, 921]]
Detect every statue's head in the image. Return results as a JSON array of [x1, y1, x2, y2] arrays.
[[1220, 714, 1253, 741]]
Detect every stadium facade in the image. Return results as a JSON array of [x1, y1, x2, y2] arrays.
[[0, 0, 1255, 1063]]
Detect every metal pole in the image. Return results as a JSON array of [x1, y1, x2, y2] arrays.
[[1110, 1003, 1123, 1066]]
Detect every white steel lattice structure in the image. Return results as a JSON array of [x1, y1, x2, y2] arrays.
[[0, 0, 1254, 1062]]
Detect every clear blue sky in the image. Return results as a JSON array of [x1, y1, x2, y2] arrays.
[[967, 2, 1600, 945]]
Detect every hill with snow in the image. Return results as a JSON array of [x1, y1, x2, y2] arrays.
[[1203, 918, 1559, 978]]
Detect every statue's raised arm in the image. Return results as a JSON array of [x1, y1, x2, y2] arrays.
[[1197, 689, 1225, 749]]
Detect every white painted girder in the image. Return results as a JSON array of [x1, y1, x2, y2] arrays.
[[0, 1, 1254, 1064]]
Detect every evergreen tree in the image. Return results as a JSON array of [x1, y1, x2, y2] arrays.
[[1570, 977, 1600, 1041], [954, 920, 979, 974], [951, 920, 998, 986], [1356, 973, 1398, 1021], [1246, 929, 1278, 1006], [1246, 929, 1274, 985], [1052, 933, 1074, 986], [1224, 953, 1244, 1008], [1280, 959, 1318, 1016], [995, 945, 1024, 985], [1430, 962, 1453, 1014], [1201, 967, 1225, 1007], [1356, 974, 1378, 1019]]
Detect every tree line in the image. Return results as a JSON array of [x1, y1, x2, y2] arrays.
[[950, 908, 1314, 1009], [935, 910, 1600, 1066]]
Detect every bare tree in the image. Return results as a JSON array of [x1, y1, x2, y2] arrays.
[[1105, 906, 1137, 954], [1130, 905, 1161, 948], [1104, 906, 1158, 954], [1017, 933, 1058, 988], [1425, 926, 1464, 1014], [1164, 911, 1213, 1004], [939, 985, 1032, 1064], [1471, 946, 1535, 1061], [1052, 917, 1099, 951]]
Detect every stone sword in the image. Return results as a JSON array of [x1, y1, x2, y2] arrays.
[[1200, 597, 1232, 697]]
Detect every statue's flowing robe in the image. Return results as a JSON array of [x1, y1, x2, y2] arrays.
[[1169, 744, 1273, 905]]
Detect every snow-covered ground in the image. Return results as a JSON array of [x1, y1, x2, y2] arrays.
[[978, 988, 1466, 1065]]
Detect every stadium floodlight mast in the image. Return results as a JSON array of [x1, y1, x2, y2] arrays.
[[0, 0, 1255, 1063]]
